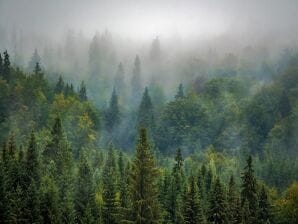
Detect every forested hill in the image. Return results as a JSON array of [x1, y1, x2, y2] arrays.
[[0, 49, 298, 223]]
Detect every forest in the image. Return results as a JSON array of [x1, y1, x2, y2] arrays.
[[0, 0, 298, 224]]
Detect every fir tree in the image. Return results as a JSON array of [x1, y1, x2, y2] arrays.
[[130, 128, 160, 224], [104, 88, 120, 132], [207, 178, 227, 224], [175, 83, 184, 99], [28, 49, 41, 72], [3, 50, 10, 82], [55, 75, 65, 94], [34, 62, 42, 76], [79, 81, 88, 101], [183, 175, 205, 224], [26, 131, 40, 183], [137, 87, 155, 133], [75, 155, 95, 223], [102, 146, 119, 224], [114, 62, 125, 96], [40, 176, 61, 224], [131, 55, 142, 106], [279, 90, 291, 118], [0, 53, 3, 75], [227, 176, 241, 224], [241, 156, 258, 224], [258, 186, 271, 224]]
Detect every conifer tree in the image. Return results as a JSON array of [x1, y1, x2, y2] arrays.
[[34, 62, 42, 76], [104, 88, 120, 132], [79, 81, 88, 101], [0, 53, 3, 75], [227, 176, 241, 224], [131, 55, 142, 106], [75, 155, 95, 223], [175, 84, 184, 99], [28, 49, 41, 72], [102, 146, 119, 224], [130, 128, 160, 224], [258, 186, 271, 224], [183, 175, 205, 224], [26, 131, 40, 183], [3, 50, 10, 82], [137, 87, 155, 133], [40, 175, 61, 224], [207, 178, 227, 224], [118, 151, 128, 209], [114, 62, 125, 96], [23, 131, 42, 223], [241, 156, 258, 224], [55, 75, 65, 94]]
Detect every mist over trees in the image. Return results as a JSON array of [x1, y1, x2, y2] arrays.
[[0, 0, 298, 223]]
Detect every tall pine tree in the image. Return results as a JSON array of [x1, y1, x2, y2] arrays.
[[130, 128, 160, 224]]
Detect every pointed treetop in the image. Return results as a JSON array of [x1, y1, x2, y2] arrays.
[[175, 83, 184, 99]]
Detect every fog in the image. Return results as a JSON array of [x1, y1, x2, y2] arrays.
[[0, 0, 298, 104]]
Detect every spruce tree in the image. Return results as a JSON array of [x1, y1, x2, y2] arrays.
[[227, 176, 241, 224], [3, 50, 10, 82], [137, 87, 155, 133], [114, 62, 125, 96], [34, 62, 42, 76], [130, 128, 160, 224], [24, 131, 42, 223], [258, 186, 271, 224], [0, 53, 3, 75], [183, 175, 205, 224], [207, 178, 227, 224], [55, 75, 65, 94], [104, 88, 120, 132], [75, 155, 95, 224], [40, 175, 61, 224], [102, 146, 119, 224], [28, 49, 41, 72], [79, 81, 88, 101], [175, 84, 184, 99], [131, 55, 142, 106], [241, 156, 258, 224]]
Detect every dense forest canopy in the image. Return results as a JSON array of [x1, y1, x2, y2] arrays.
[[0, 0, 298, 223]]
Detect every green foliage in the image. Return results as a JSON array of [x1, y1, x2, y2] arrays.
[[183, 175, 205, 224], [130, 128, 160, 224]]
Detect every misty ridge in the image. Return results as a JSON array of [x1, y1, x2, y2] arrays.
[[0, 0, 298, 224]]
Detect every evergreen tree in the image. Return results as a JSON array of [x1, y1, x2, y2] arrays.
[[118, 151, 128, 209], [114, 62, 125, 96], [55, 75, 65, 94], [227, 176, 241, 224], [150, 37, 161, 62], [137, 87, 155, 133], [258, 186, 271, 224], [23, 131, 42, 223], [3, 50, 10, 82], [175, 83, 184, 99], [74, 155, 95, 223], [207, 178, 227, 224], [130, 128, 160, 224], [104, 88, 120, 132], [0, 53, 3, 75], [102, 146, 119, 224], [40, 176, 61, 224], [79, 81, 88, 101], [241, 156, 258, 224], [34, 62, 42, 76], [28, 49, 41, 72], [26, 131, 40, 183], [131, 55, 142, 106], [183, 175, 205, 224], [279, 90, 291, 118]]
